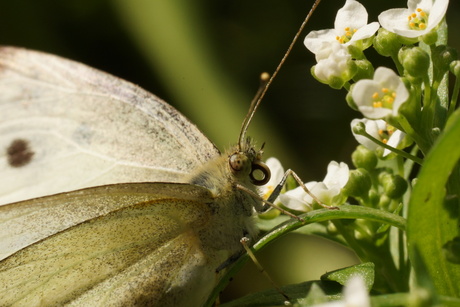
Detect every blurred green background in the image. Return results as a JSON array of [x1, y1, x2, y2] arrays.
[[2, 0, 459, 302]]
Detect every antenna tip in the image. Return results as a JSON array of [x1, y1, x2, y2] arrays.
[[260, 72, 270, 82]]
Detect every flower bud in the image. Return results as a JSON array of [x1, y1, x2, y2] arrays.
[[343, 168, 372, 199], [311, 66, 347, 89], [443, 237, 460, 264], [432, 45, 458, 76], [351, 121, 366, 136], [378, 194, 391, 209], [310, 41, 357, 89], [380, 173, 408, 199], [352, 145, 378, 170], [368, 190, 380, 207], [353, 60, 374, 81], [399, 47, 430, 78], [373, 28, 402, 57], [420, 30, 438, 46], [450, 60, 460, 77], [326, 221, 339, 236]]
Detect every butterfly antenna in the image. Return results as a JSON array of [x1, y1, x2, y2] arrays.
[[238, 0, 322, 151]]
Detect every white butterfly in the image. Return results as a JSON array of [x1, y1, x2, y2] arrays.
[[0, 47, 271, 306]]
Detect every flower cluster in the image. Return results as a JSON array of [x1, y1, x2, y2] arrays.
[[258, 0, 460, 305]]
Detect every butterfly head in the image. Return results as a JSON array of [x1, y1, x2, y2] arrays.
[[229, 139, 270, 186]]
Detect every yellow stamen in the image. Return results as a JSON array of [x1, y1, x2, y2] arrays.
[[263, 186, 274, 200], [372, 87, 397, 110], [408, 8, 429, 31], [337, 27, 357, 44]]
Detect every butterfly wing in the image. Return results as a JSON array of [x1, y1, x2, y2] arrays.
[[0, 182, 223, 306], [0, 47, 219, 204], [0, 182, 212, 260]]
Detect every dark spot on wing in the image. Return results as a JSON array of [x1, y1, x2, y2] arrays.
[[6, 139, 34, 167]]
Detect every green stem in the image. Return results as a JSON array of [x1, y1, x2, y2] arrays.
[[331, 220, 368, 260], [357, 129, 423, 165], [448, 75, 460, 117], [390, 53, 404, 76], [397, 115, 430, 154]]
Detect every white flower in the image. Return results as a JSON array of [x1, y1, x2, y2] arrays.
[[352, 67, 409, 119], [351, 118, 405, 156], [313, 41, 352, 84], [279, 161, 349, 210], [378, 0, 449, 38], [351, 118, 387, 150], [304, 0, 379, 54], [279, 182, 317, 212], [310, 276, 370, 307], [259, 157, 284, 202]]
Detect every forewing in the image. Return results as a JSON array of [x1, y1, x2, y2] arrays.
[[0, 187, 217, 306], [0, 47, 219, 204]]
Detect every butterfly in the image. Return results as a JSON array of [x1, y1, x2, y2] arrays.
[[0, 46, 276, 306]]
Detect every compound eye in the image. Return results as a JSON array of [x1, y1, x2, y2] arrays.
[[250, 161, 271, 185], [229, 153, 248, 172]]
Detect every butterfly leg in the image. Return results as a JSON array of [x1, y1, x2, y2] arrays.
[[266, 169, 340, 210], [237, 184, 302, 220], [239, 237, 291, 304]]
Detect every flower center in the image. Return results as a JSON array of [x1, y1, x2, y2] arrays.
[[262, 185, 274, 200], [378, 125, 396, 144], [408, 8, 428, 30], [336, 27, 357, 44], [372, 88, 396, 109]]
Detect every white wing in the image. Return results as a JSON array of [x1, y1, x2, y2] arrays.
[[0, 182, 220, 306], [0, 47, 219, 204]]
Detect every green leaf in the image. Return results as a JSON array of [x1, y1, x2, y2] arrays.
[[321, 262, 375, 291], [407, 108, 460, 297], [219, 280, 342, 307]]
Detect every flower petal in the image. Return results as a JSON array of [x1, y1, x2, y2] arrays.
[[323, 161, 349, 189], [378, 8, 410, 34], [279, 185, 313, 211], [334, 0, 369, 32], [383, 130, 406, 156], [304, 29, 337, 54], [350, 22, 380, 42]]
